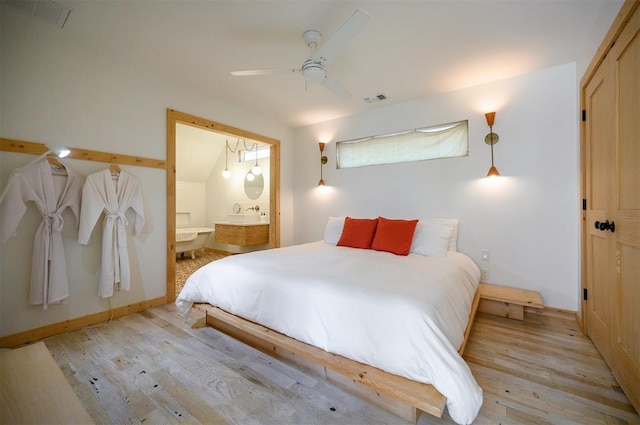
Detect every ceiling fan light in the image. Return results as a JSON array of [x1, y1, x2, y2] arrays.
[[302, 61, 325, 84], [251, 164, 262, 175], [222, 169, 231, 179]]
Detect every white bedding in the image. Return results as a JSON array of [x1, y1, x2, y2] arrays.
[[176, 241, 483, 424]]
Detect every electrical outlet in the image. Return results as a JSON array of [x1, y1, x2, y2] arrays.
[[481, 268, 490, 282], [481, 249, 490, 262]]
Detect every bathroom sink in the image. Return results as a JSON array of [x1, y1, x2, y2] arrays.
[[227, 214, 260, 224]]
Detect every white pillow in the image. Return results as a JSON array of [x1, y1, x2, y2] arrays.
[[410, 218, 459, 256], [424, 218, 459, 252], [410, 222, 452, 257], [323, 216, 345, 245]]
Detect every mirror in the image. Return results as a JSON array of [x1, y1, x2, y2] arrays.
[[244, 171, 264, 199]]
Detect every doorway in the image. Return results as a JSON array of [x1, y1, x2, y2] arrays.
[[166, 109, 281, 302]]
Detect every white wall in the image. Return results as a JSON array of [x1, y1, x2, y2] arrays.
[[292, 63, 579, 311], [0, 6, 293, 337], [176, 181, 206, 228]]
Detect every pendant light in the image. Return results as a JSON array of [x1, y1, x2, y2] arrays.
[[222, 139, 231, 179], [251, 142, 262, 175]]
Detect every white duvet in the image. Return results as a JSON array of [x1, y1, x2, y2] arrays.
[[176, 241, 483, 424]]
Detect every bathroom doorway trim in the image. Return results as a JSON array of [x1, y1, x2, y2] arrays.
[[166, 109, 281, 303]]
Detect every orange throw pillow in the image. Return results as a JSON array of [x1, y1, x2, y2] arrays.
[[372, 217, 419, 256], [337, 217, 378, 249]]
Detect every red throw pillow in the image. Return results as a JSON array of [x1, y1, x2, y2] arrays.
[[337, 217, 378, 249], [372, 217, 419, 256]]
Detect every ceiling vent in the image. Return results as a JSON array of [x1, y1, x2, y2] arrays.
[[363, 94, 387, 104], [6, 0, 72, 29]]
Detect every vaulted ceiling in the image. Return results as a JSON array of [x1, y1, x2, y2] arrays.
[[12, 0, 623, 128]]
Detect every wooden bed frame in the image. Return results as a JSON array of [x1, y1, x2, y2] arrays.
[[194, 289, 482, 423]]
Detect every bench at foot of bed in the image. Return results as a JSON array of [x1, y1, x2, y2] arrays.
[[478, 283, 544, 320]]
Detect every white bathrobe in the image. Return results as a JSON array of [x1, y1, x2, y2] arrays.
[[78, 169, 145, 298], [0, 161, 83, 309]]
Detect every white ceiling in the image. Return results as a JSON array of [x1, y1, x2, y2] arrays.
[[25, 0, 623, 128]]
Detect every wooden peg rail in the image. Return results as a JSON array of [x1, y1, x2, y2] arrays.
[[0, 138, 166, 170]]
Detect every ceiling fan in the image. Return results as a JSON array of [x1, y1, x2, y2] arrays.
[[230, 8, 371, 99]]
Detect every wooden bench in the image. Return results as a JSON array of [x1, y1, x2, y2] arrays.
[[0, 341, 94, 424], [477, 283, 544, 320]]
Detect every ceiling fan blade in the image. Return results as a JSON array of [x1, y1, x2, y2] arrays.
[[231, 69, 297, 76], [321, 76, 351, 100], [313, 8, 371, 67]]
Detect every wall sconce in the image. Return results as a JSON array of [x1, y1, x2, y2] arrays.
[[47, 144, 71, 158], [484, 112, 500, 177], [318, 142, 327, 186], [25, 144, 69, 168]]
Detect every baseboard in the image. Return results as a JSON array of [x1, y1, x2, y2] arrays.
[[523, 306, 577, 322], [0, 296, 167, 348]]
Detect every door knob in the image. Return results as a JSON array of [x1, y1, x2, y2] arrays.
[[594, 221, 601, 229], [598, 220, 616, 232]]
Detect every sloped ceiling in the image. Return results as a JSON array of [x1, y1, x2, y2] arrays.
[[175, 124, 226, 182], [17, 0, 622, 128]]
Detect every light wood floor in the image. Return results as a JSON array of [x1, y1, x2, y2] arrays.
[[43, 305, 640, 425]]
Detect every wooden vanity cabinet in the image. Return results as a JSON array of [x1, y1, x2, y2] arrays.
[[215, 224, 269, 246]]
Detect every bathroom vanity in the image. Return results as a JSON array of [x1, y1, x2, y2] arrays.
[[215, 222, 269, 246]]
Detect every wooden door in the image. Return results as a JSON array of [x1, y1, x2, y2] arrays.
[[584, 2, 639, 414], [584, 54, 616, 366], [610, 7, 640, 411]]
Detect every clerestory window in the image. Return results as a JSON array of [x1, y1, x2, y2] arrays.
[[336, 120, 468, 169]]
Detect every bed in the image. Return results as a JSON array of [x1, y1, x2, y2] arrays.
[[176, 218, 483, 424]]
